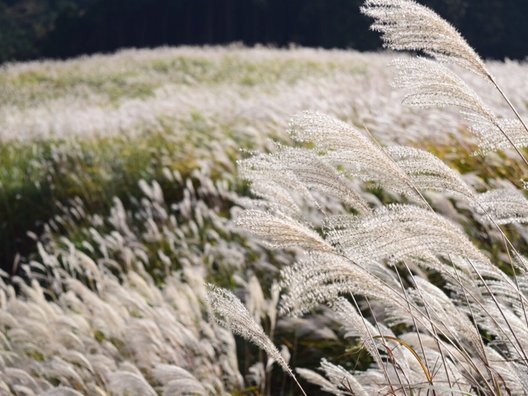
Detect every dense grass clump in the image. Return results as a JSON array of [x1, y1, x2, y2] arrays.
[[1, 8, 528, 395], [207, 1, 528, 395]]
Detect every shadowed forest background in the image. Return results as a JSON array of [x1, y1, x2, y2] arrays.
[[1, 0, 527, 64]]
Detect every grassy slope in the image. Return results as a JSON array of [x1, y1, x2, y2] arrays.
[[0, 47, 374, 273], [2, 47, 525, 273]]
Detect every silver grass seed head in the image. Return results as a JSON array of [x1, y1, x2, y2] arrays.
[[296, 368, 343, 396], [326, 204, 496, 278], [387, 144, 475, 200], [205, 284, 293, 376], [475, 187, 528, 225], [239, 146, 370, 214], [279, 252, 403, 317], [393, 57, 495, 124], [472, 118, 528, 154], [320, 358, 369, 396], [288, 111, 423, 202], [361, 0, 489, 79], [235, 209, 333, 253]]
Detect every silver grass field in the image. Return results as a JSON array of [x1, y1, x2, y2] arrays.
[[2, 1, 528, 395]]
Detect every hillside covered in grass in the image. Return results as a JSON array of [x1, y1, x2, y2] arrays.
[[1, 46, 528, 395]]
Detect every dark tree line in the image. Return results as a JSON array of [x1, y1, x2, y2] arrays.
[[0, 0, 527, 63]]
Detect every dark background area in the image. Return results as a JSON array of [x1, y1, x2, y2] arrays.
[[0, 0, 527, 63]]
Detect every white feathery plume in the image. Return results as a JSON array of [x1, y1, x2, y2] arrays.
[[475, 187, 528, 225], [41, 387, 84, 396], [393, 57, 528, 157], [482, 279, 528, 315], [246, 275, 266, 324], [279, 252, 403, 317], [247, 362, 266, 390], [160, 381, 207, 396], [152, 365, 207, 396], [267, 281, 281, 333], [39, 357, 86, 389], [387, 145, 474, 200], [326, 204, 492, 271], [361, 0, 488, 78], [239, 147, 370, 214], [107, 371, 157, 396], [235, 209, 333, 252], [472, 118, 528, 154], [206, 284, 288, 372], [295, 368, 343, 396], [449, 274, 528, 367], [352, 371, 388, 395], [2, 368, 42, 394], [288, 111, 373, 152], [239, 180, 304, 217], [274, 147, 370, 213], [394, 57, 492, 120], [484, 347, 528, 395], [399, 333, 473, 393], [206, 284, 307, 396], [405, 277, 484, 356], [331, 297, 390, 370], [519, 274, 528, 295], [475, 301, 528, 365], [320, 358, 369, 396], [363, 0, 528, 159], [301, 360, 409, 396], [238, 152, 314, 215], [288, 111, 421, 201], [331, 298, 430, 392]]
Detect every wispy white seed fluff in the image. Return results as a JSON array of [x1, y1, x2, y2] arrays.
[[361, 0, 489, 78], [289, 111, 422, 201], [235, 209, 333, 252], [387, 145, 474, 200], [205, 284, 306, 395], [475, 187, 528, 225]]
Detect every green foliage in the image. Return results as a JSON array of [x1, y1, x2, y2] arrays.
[[0, 0, 93, 63]]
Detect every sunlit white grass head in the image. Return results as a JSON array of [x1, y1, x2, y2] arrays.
[[393, 57, 495, 123], [326, 204, 491, 270], [387, 145, 475, 200], [361, 0, 489, 79], [234, 209, 333, 252], [472, 118, 528, 155], [239, 146, 371, 215], [205, 284, 307, 395], [392, 57, 528, 156], [206, 284, 291, 374], [288, 111, 423, 201], [297, 358, 370, 396], [279, 252, 403, 317], [475, 186, 528, 225]]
